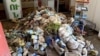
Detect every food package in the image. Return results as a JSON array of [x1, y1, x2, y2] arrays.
[[59, 24, 73, 38], [67, 38, 79, 49]]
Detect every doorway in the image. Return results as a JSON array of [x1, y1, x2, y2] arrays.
[[55, 0, 71, 12]]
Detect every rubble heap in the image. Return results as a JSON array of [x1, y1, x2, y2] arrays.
[[5, 6, 98, 56]]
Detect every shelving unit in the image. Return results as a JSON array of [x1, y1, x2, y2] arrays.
[[75, 0, 89, 20], [74, 0, 89, 35]]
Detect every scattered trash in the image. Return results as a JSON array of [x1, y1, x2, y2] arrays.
[[5, 6, 98, 56]]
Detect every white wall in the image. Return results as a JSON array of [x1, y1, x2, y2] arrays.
[[87, 0, 100, 31], [48, 0, 54, 9], [87, 0, 97, 22]]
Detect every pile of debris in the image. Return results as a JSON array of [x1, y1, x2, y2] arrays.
[[5, 6, 98, 56]]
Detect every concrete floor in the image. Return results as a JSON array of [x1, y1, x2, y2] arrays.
[[85, 34, 100, 56]]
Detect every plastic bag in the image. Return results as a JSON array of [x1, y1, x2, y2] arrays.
[[67, 38, 79, 49]]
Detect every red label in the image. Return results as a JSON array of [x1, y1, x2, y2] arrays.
[[0, 22, 11, 56]]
